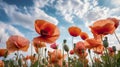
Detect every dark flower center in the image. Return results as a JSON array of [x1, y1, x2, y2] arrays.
[[40, 30, 48, 36]]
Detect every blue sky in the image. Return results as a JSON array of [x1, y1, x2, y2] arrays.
[[0, 0, 120, 55]]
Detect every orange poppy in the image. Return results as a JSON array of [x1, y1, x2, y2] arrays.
[[6, 35, 30, 53], [0, 49, 8, 57], [68, 26, 81, 37], [0, 60, 4, 67], [90, 19, 115, 35], [48, 49, 66, 67], [93, 45, 104, 54], [34, 20, 60, 43], [24, 55, 37, 63], [94, 57, 101, 63], [32, 39, 46, 53], [107, 18, 119, 28], [79, 52, 88, 59], [74, 41, 86, 54], [85, 38, 102, 49], [80, 32, 89, 40], [108, 47, 115, 57]]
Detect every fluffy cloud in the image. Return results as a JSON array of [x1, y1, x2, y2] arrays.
[[0, 22, 24, 48], [0, 0, 59, 30]]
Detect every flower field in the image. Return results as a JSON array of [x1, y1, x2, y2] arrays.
[[0, 18, 120, 67]]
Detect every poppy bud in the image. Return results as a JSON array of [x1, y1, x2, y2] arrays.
[[63, 45, 69, 52], [45, 48, 47, 52], [63, 39, 67, 44], [103, 37, 108, 48], [50, 43, 58, 49], [88, 49, 91, 54], [112, 46, 116, 52], [70, 50, 74, 55], [74, 43, 76, 48]]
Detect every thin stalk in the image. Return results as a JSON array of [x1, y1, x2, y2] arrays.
[[88, 50, 94, 66], [67, 52, 70, 67], [31, 42, 33, 56], [114, 32, 120, 44]]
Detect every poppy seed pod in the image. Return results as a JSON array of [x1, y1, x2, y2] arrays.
[[63, 39, 67, 44], [63, 45, 69, 52], [112, 46, 116, 52], [103, 37, 108, 48]]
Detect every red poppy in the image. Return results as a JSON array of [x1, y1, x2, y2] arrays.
[[68, 26, 81, 37], [0, 49, 8, 57], [74, 41, 86, 54], [108, 47, 114, 53], [33, 39, 46, 53], [84, 38, 102, 49], [93, 45, 104, 54], [80, 32, 89, 40], [107, 18, 119, 28], [34, 20, 60, 43], [70, 50, 74, 55], [50, 43, 58, 49], [0, 60, 4, 67], [24, 55, 37, 63], [6, 35, 30, 53], [90, 19, 115, 35], [48, 50, 66, 67]]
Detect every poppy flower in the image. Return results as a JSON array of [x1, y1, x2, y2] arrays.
[[74, 41, 86, 54], [107, 18, 119, 28], [0, 60, 4, 67], [33, 39, 46, 53], [90, 19, 115, 35], [6, 35, 30, 53], [94, 57, 101, 63], [68, 26, 81, 37], [24, 55, 37, 63], [70, 50, 74, 55], [80, 32, 89, 40], [85, 38, 102, 49], [108, 47, 115, 57], [50, 43, 58, 49], [34, 20, 60, 43], [48, 50, 66, 66], [93, 45, 104, 54], [0, 49, 8, 57], [79, 52, 88, 59]]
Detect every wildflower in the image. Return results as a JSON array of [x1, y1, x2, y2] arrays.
[[90, 19, 115, 35], [6, 35, 30, 53], [70, 50, 74, 55], [34, 20, 60, 43], [107, 18, 119, 28], [85, 38, 102, 49], [50, 43, 58, 49], [0, 60, 4, 67], [68, 26, 81, 37], [80, 32, 89, 40], [33, 40, 46, 53], [48, 50, 66, 67], [93, 45, 104, 54], [74, 41, 86, 54], [0, 49, 8, 57]]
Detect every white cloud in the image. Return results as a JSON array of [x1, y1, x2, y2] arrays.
[[111, 0, 120, 7], [0, 0, 59, 31], [0, 22, 24, 48]]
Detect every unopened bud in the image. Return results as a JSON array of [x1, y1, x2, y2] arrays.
[[64, 45, 69, 52]]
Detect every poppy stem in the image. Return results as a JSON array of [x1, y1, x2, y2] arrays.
[[67, 52, 70, 67], [114, 32, 120, 45], [31, 42, 33, 56]]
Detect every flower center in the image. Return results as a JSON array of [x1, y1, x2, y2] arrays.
[[40, 30, 48, 36]]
